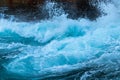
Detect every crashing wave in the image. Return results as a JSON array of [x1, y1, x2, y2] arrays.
[[0, 0, 120, 80]]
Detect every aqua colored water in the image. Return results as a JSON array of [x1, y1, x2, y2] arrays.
[[0, 0, 120, 80]]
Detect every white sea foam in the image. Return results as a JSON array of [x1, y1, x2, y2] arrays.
[[0, 0, 120, 79]]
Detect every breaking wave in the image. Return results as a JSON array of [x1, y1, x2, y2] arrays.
[[0, 0, 120, 80]]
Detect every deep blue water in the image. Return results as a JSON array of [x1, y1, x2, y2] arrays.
[[0, 1, 120, 80]]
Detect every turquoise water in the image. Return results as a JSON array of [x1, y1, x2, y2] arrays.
[[0, 1, 120, 80]]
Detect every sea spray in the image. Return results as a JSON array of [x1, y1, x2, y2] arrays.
[[0, 0, 120, 80]]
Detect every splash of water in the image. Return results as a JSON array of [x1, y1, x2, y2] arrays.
[[0, 0, 120, 80]]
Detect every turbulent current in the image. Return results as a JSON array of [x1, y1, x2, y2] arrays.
[[0, 0, 120, 80]]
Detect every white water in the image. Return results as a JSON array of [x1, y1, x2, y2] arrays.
[[0, 0, 120, 79]]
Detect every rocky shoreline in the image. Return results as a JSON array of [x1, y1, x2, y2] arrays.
[[0, 0, 106, 21]]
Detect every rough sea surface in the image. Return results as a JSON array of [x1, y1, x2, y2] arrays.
[[0, 0, 120, 80]]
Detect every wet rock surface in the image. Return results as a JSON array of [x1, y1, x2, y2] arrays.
[[0, 0, 107, 21]]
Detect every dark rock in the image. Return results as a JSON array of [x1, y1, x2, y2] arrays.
[[0, 0, 109, 21]]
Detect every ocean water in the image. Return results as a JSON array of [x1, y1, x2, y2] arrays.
[[0, 0, 120, 80]]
